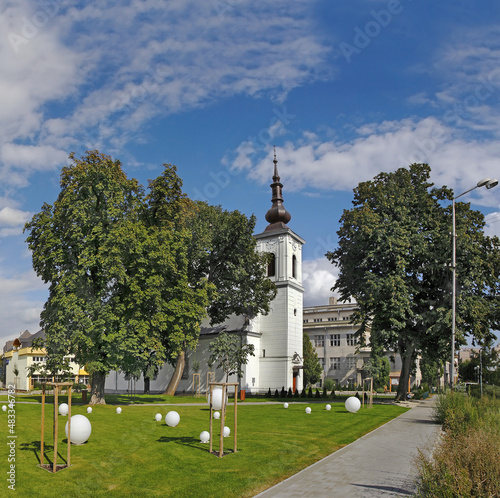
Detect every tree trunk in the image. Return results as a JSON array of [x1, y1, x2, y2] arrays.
[[396, 343, 414, 401], [164, 351, 185, 395], [144, 376, 150, 395], [89, 371, 106, 405]]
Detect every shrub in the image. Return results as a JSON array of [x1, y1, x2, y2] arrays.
[[315, 388, 321, 398], [294, 388, 300, 398], [280, 386, 286, 398], [267, 388, 271, 397], [274, 389, 279, 398], [307, 386, 313, 398], [323, 378, 334, 393], [301, 388, 307, 398], [416, 392, 500, 496], [288, 387, 293, 398]]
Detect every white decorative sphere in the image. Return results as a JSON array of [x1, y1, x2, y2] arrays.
[[87, 407, 92, 414], [305, 407, 312, 414], [223, 426, 230, 437], [2, 405, 7, 412], [116, 407, 122, 414], [200, 431, 210, 443], [59, 403, 69, 416], [65, 414, 91, 445], [283, 403, 289, 409], [213, 411, 220, 420], [210, 387, 224, 411], [326, 404, 332, 411], [155, 413, 162, 422], [165, 411, 180, 427], [345, 396, 361, 413]]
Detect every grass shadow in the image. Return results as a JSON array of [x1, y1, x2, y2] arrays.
[[20, 440, 68, 467]]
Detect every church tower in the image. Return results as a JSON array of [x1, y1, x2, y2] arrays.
[[252, 149, 305, 393]]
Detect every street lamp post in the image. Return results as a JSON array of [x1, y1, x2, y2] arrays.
[[451, 177, 498, 390]]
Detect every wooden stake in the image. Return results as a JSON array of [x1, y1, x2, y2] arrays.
[[41, 386, 45, 466]]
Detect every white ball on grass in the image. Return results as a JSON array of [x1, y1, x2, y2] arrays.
[[165, 411, 180, 427], [283, 402, 289, 409], [87, 407, 92, 414], [155, 413, 162, 422], [200, 431, 210, 443], [59, 403, 69, 416], [213, 411, 220, 420], [65, 414, 91, 445], [116, 407, 122, 414], [345, 396, 361, 413], [325, 404, 331, 411], [305, 407, 312, 414], [223, 426, 230, 437]]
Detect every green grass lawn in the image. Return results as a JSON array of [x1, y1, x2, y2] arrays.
[[1, 399, 407, 497]]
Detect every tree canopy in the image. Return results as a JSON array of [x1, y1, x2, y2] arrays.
[[327, 163, 500, 400]]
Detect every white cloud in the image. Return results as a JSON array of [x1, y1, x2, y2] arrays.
[[0, 206, 31, 227], [228, 116, 500, 208], [302, 257, 339, 307], [0, 1, 332, 190]]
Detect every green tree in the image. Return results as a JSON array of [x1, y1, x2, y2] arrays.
[[419, 355, 443, 389], [207, 332, 255, 383], [25, 151, 150, 404], [364, 349, 390, 390], [327, 164, 500, 400], [303, 334, 322, 387], [143, 165, 212, 395]]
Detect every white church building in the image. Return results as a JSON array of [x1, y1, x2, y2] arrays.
[[104, 152, 305, 395]]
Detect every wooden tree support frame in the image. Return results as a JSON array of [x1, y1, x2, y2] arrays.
[[362, 377, 373, 409], [39, 382, 73, 473], [208, 382, 238, 458]]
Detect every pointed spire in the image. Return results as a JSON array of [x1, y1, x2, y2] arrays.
[[264, 146, 291, 231]]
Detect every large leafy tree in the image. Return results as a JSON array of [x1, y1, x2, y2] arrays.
[[144, 166, 276, 395], [25, 151, 149, 404], [327, 164, 500, 400]]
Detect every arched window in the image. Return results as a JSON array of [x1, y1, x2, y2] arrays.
[[267, 253, 276, 277], [292, 255, 297, 279]]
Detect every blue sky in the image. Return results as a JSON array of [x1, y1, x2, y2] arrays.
[[1, 0, 500, 347]]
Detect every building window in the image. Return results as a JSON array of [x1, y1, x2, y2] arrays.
[[342, 316, 350, 321], [328, 317, 337, 321], [347, 357, 356, 370], [346, 334, 357, 346], [267, 253, 276, 277], [314, 335, 325, 347], [318, 357, 325, 369], [292, 255, 297, 278], [330, 334, 340, 346], [330, 357, 340, 370], [313, 318, 323, 322], [303, 319, 309, 323]]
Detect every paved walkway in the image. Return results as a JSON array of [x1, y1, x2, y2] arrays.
[[255, 397, 440, 497]]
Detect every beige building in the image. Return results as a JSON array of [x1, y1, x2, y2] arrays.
[[303, 297, 420, 391], [2, 330, 89, 391]]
